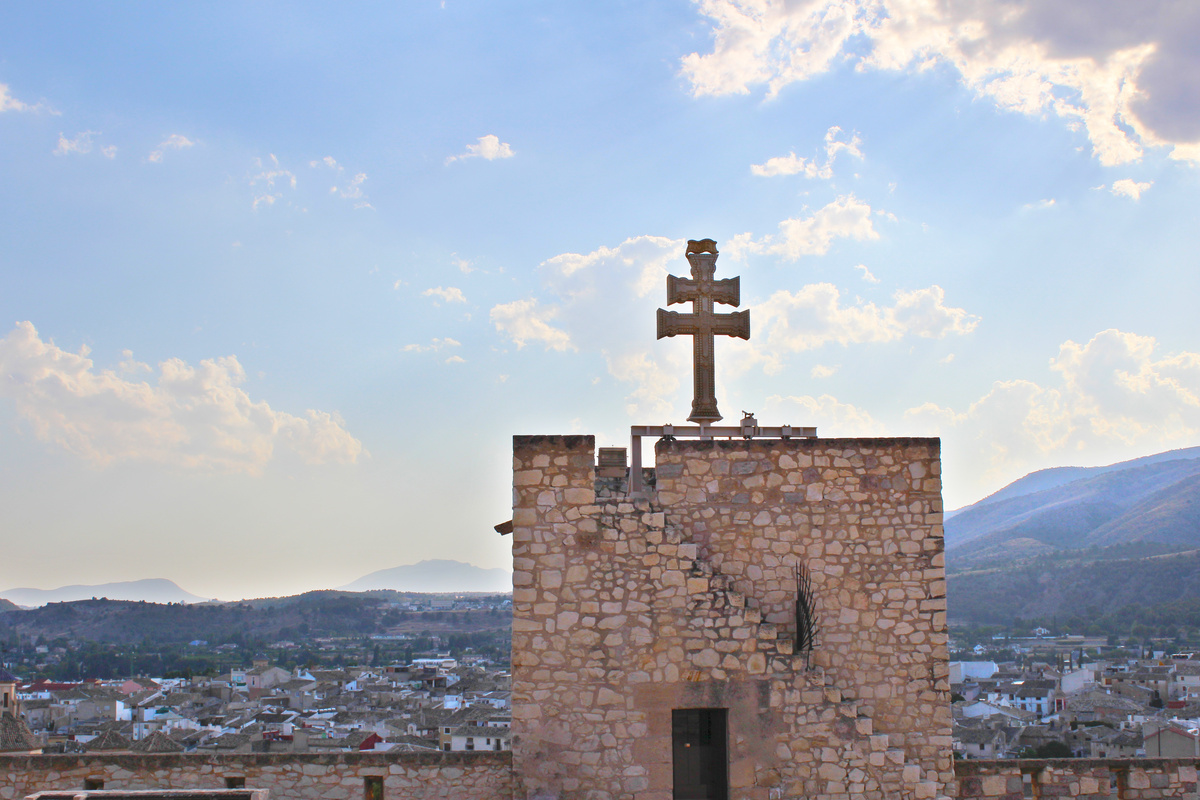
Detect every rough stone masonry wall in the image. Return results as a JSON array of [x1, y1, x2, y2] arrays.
[[954, 758, 1200, 799], [0, 751, 513, 800], [510, 434, 951, 800]]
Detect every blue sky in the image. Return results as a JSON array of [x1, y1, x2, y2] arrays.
[[2, 1, 1198, 599]]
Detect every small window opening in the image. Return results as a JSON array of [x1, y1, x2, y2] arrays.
[[84, 779, 105, 790], [225, 777, 246, 789], [364, 775, 384, 800]]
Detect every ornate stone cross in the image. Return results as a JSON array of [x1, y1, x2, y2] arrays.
[[656, 239, 750, 424]]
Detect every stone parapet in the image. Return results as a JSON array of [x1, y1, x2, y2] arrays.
[[0, 751, 513, 800], [955, 758, 1200, 799]]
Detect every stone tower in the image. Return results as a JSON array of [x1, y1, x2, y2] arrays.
[[509, 434, 952, 800]]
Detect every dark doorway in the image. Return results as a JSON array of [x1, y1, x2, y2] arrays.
[[672, 708, 728, 800]]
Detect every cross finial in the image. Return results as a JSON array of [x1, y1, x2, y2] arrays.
[[656, 239, 750, 423]]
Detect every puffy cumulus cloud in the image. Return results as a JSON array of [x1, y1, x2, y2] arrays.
[[489, 298, 574, 352], [148, 134, 195, 163], [0, 322, 363, 474], [540, 235, 681, 300], [492, 236, 689, 417], [605, 352, 681, 418], [751, 126, 863, 178], [811, 364, 837, 378], [740, 283, 978, 373], [1, 83, 56, 114], [422, 286, 467, 304], [729, 195, 880, 261], [683, 0, 1200, 165], [904, 328, 1200, 497], [764, 393, 888, 436], [54, 131, 116, 158], [1110, 178, 1153, 199], [445, 134, 515, 165]]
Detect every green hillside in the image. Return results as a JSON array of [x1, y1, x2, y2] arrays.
[[948, 546, 1200, 633]]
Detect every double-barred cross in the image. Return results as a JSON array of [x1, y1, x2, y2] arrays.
[[656, 238, 750, 423]]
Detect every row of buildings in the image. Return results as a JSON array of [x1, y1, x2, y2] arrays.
[[0, 657, 513, 755], [952, 655, 1200, 760]]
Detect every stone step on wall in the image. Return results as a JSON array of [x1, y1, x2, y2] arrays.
[[673, 520, 950, 800], [816, 682, 951, 800]]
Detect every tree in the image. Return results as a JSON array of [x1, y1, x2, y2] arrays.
[[1033, 741, 1073, 759]]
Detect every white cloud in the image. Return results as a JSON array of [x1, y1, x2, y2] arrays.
[[751, 152, 810, 178], [445, 355, 466, 364], [402, 337, 461, 353], [148, 134, 195, 163], [486, 237, 690, 415], [422, 286, 467, 304], [309, 155, 371, 208], [445, 134, 515, 165], [541, 235, 681, 299], [604, 351, 681, 418], [683, 0, 1200, 166], [740, 283, 979, 373], [0, 83, 56, 114], [54, 131, 115, 158], [453, 256, 475, 274], [489, 298, 574, 352], [519, 236, 688, 417], [250, 154, 296, 210], [751, 126, 863, 178], [731, 195, 880, 260], [1022, 198, 1056, 211], [854, 264, 880, 284], [499, 234, 974, 420], [339, 173, 368, 199], [0, 322, 363, 474], [811, 364, 838, 378], [905, 328, 1200, 500], [1110, 178, 1153, 200], [764, 393, 888, 436]]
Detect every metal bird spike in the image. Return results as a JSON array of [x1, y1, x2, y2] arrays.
[[795, 562, 818, 669]]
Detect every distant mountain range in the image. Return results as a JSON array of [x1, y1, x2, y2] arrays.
[[338, 559, 513, 594], [945, 446, 1200, 626], [946, 446, 1200, 568], [0, 560, 513, 608], [0, 579, 209, 609]]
